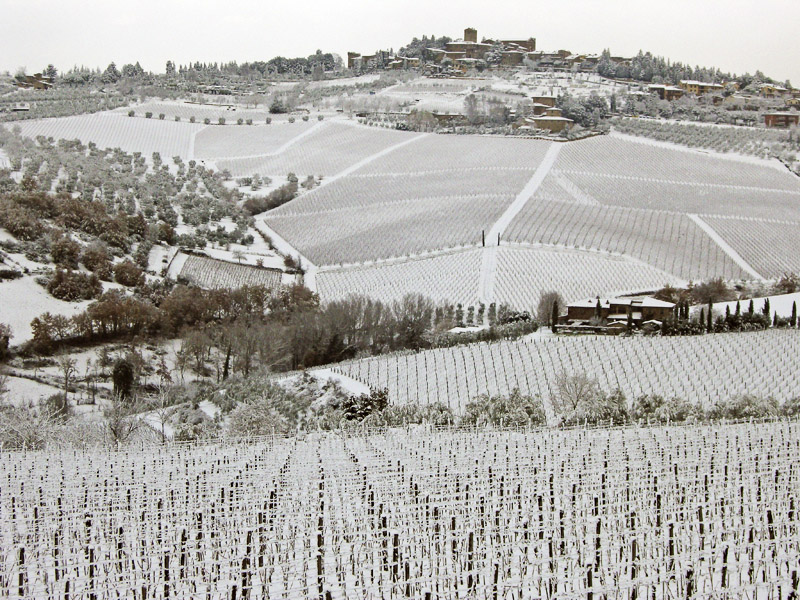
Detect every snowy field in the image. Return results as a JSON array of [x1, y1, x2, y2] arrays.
[[335, 329, 800, 411], [8, 113, 204, 159], [0, 278, 92, 343], [2, 421, 797, 599]]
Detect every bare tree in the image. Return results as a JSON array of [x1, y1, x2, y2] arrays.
[[148, 385, 175, 443], [537, 291, 565, 325], [551, 371, 601, 420], [55, 353, 77, 411], [103, 398, 144, 446]]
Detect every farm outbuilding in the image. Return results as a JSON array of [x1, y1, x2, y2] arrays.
[[764, 112, 799, 128], [566, 296, 675, 326]]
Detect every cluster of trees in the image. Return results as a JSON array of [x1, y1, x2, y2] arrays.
[[556, 92, 610, 128], [597, 49, 731, 85], [178, 369, 800, 442], [463, 94, 511, 126], [0, 131, 253, 271], [242, 174, 299, 215], [397, 35, 453, 61]]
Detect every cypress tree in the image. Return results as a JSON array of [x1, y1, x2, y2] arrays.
[[551, 300, 559, 332], [725, 305, 731, 321], [736, 301, 741, 317], [773, 313, 778, 327], [791, 301, 797, 328], [706, 300, 713, 333], [700, 307, 706, 330], [748, 299, 754, 315], [763, 298, 771, 317], [595, 297, 602, 321]]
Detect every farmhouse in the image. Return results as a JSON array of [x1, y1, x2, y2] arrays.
[[678, 80, 724, 96], [15, 73, 54, 90], [764, 111, 799, 128], [565, 296, 675, 326], [648, 84, 684, 101]]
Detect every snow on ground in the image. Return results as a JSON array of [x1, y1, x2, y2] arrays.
[[610, 128, 788, 169], [200, 247, 285, 269], [691, 291, 800, 321], [2, 376, 61, 406], [147, 244, 176, 273], [0, 277, 91, 343], [308, 368, 371, 397], [307, 74, 381, 89], [198, 399, 221, 420], [140, 411, 175, 440]]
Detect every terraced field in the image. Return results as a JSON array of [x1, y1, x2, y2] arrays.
[[113, 101, 278, 124], [193, 120, 318, 159], [505, 197, 746, 281], [9, 113, 203, 158], [334, 329, 800, 412], [493, 245, 680, 312], [701, 216, 800, 279], [267, 194, 508, 265], [270, 168, 533, 216], [358, 134, 551, 173], [216, 123, 411, 177], [316, 249, 483, 306], [179, 255, 283, 290]]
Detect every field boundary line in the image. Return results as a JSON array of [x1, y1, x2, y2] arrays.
[[558, 168, 800, 195], [687, 214, 763, 279], [318, 132, 429, 187], [487, 143, 562, 245], [480, 143, 562, 303], [317, 245, 482, 273], [500, 240, 685, 285], [199, 121, 326, 161], [610, 128, 790, 171], [188, 124, 208, 160], [254, 219, 318, 291]]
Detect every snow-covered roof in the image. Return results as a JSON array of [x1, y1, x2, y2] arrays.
[[679, 80, 723, 88], [531, 116, 574, 122], [568, 297, 675, 309]]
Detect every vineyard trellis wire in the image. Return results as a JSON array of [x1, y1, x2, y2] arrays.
[[1, 420, 799, 599]]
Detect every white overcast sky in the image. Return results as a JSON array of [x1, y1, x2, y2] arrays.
[[2, 0, 799, 84]]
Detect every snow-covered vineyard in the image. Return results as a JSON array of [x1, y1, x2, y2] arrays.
[[2, 421, 799, 599]]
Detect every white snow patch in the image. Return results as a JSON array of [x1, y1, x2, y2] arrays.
[[198, 400, 221, 420], [309, 368, 371, 397], [691, 292, 800, 322], [0, 277, 91, 343]]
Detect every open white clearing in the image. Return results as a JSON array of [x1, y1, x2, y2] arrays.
[[0, 278, 91, 343]]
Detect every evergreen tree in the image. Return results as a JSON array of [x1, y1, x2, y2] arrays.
[[552, 300, 559, 332], [488, 303, 497, 327], [763, 298, 771, 317], [748, 299, 754, 315], [707, 300, 713, 332], [736, 301, 741, 317], [791, 301, 797, 328]]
